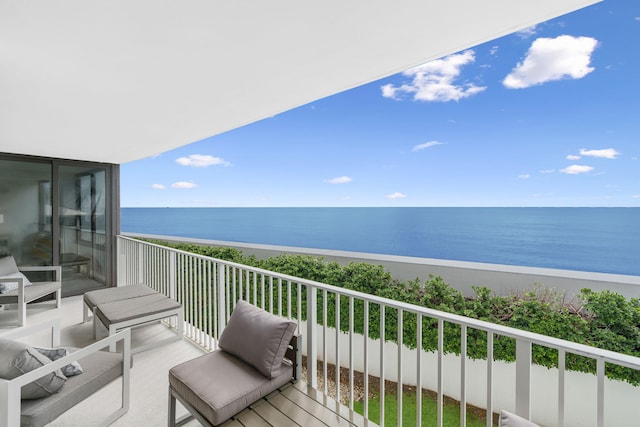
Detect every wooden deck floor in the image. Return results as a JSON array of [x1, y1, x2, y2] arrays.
[[0, 295, 374, 427], [221, 382, 370, 427]]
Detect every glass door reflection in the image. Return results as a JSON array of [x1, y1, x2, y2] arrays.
[[59, 166, 107, 293]]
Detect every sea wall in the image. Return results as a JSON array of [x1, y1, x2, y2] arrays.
[[123, 233, 640, 298]]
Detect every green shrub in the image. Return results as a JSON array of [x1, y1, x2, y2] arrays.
[[143, 239, 640, 385]]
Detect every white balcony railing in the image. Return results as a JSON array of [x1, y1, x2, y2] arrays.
[[116, 235, 640, 427]]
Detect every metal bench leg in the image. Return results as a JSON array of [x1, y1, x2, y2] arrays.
[[93, 315, 99, 340], [109, 324, 118, 352], [169, 386, 206, 427], [55, 289, 61, 308], [168, 387, 177, 427], [177, 311, 184, 339], [17, 301, 25, 327], [83, 302, 90, 323]]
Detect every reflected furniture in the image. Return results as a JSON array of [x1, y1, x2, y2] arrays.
[[0, 256, 61, 327]]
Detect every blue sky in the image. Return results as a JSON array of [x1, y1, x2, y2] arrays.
[[121, 0, 639, 208]]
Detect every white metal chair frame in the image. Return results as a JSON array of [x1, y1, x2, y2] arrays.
[[0, 318, 131, 427], [0, 265, 62, 327]]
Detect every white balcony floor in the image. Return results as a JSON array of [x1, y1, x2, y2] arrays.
[[0, 297, 370, 427]]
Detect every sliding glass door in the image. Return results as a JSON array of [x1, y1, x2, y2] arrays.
[[0, 159, 52, 266], [0, 155, 118, 295], [58, 165, 108, 293]]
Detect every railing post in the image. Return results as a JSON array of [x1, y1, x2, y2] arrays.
[[217, 263, 226, 337], [597, 359, 605, 427], [137, 242, 144, 285], [168, 251, 176, 300], [116, 236, 122, 286], [486, 332, 494, 427], [117, 236, 128, 286], [306, 285, 317, 388], [515, 339, 531, 419]]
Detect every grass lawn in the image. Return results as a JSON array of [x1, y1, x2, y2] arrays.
[[353, 390, 492, 427]]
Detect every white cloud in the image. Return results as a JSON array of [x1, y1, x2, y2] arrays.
[[176, 154, 230, 167], [566, 154, 581, 160], [579, 148, 620, 159], [412, 141, 443, 152], [518, 174, 530, 179], [385, 192, 407, 200], [325, 176, 352, 184], [381, 50, 486, 102], [633, 195, 640, 199], [381, 84, 398, 99], [539, 169, 555, 174], [560, 165, 594, 175], [503, 35, 598, 89], [171, 181, 197, 189], [151, 184, 165, 190], [489, 46, 499, 55]]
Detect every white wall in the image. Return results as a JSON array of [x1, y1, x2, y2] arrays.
[[301, 322, 640, 427]]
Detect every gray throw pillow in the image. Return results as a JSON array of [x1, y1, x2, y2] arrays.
[[218, 300, 297, 379], [0, 271, 33, 294], [0, 338, 67, 399], [0, 256, 19, 276], [499, 410, 541, 427], [35, 347, 83, 377], [0, 256, 32, 294]]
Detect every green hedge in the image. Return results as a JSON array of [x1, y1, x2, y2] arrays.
[[145, 239, 640, 385]]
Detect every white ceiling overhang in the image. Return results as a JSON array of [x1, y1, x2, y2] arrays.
[[0, 0, 600, 164]]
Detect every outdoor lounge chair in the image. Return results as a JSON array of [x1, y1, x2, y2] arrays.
[[0, 256, 61, 327], [0, 318, 131, 427], [168, 300, 300, 426]]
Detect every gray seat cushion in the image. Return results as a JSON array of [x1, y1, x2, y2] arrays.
[[0, 256, 20, 276], [169, 350, 293, 426], [20, 348, 126, 427], [218, 300, 296, 379], [83, 284, 158, 311], [95, 292, 181, 326], [0, 256, 33, 295], [0, 281, 60, 304], [0, 272, 33, 294]]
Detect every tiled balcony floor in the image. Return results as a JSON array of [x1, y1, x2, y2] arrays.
[[0, 297, 370, 427]]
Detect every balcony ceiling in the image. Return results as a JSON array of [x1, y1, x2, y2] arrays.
[[0, 0, 599, 164]]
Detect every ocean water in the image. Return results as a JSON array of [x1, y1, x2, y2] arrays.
[[121, 207, 640, 276]]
